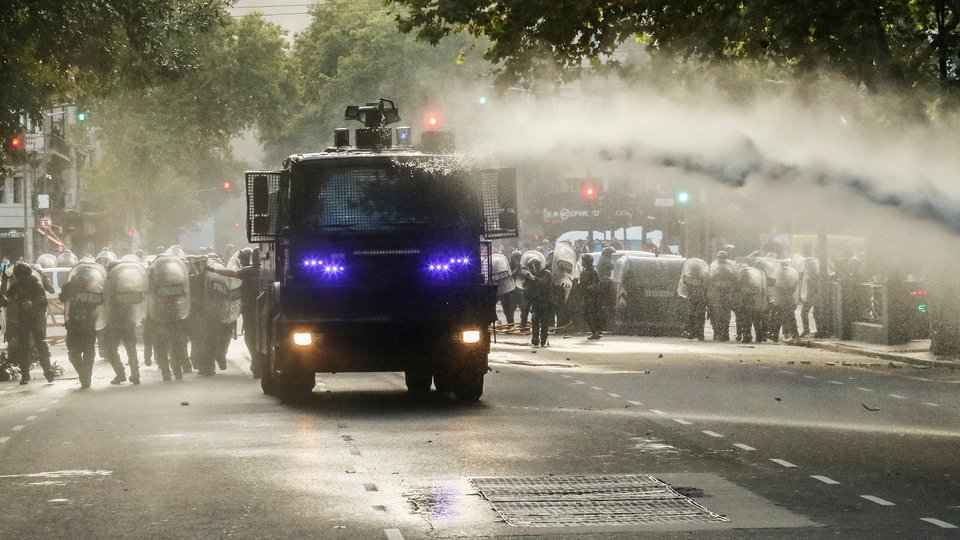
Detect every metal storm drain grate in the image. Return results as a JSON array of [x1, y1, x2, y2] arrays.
[[470, 474, 729, 527]]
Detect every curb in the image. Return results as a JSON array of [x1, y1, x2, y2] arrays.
[[798, 340, 960, 369]]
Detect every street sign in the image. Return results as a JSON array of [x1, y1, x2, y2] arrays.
[[40, 216, 53, 229], [37, 194, 49, 209], [654, 197, 675, 207]]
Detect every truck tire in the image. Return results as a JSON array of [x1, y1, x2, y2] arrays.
[[452, 372, 484, 403], [260, 366, 277, 396], [405, 370, 432, 396]]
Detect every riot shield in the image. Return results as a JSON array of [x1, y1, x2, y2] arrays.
[[63, 261, 107, 331], [738, 266, 767, 311], [163, 245, 187, 258], [774, 265, 801, 306], [36, 253, 57, 269], [754, 257, 781, 288], [677, 258, 709, 299], [204, 259, 242, 323], [147, 255, 191, 322], [119, 254, 141, 263], [707, 258, 738, 305], [95, 249, 117, 266], [105, 261, 148, 327], [56, 250, 78, 268], [490, 253, 516, 296], [799, 257, 820, 303], [551, 241, 580, 301], [516, 250, 546, 290]]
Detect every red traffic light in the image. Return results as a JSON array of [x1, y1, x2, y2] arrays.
[[581, 184, 598, 200], [222, 181, 233, 191], [9, 135, 24, 150], [126, 230, 135, 238], [424, 112, 440, 130]]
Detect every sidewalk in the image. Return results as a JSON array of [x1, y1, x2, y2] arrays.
[[800, 338, 960, 369]]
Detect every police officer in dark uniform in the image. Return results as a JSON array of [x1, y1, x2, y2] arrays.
[[205, 247, 262, 377], [1, 262, 54, 384], [524, 259, 556, 347], [60, 258, 106, 388], [579, 254, 604, 339]]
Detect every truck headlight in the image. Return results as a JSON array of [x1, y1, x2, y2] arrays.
[[461, 330, 481, 344], [292, 332, 313, 346]]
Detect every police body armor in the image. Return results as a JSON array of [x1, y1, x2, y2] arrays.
[[105, 261, 148, 327], [204, 258, 242, 324], [707, 259, 738, 302], [800, 257, 820, 304], [57, 250, 79, 268], [677, 258, 709, 299], [516, 250, 547, 290], [95, 249, 117, 267], [63, 261, 108, 331], [36, 253, 57, 269], [774, 265, 801, 307], [147, 255, 191, 322], [490, 253, 516, 296], [738, 266, 768, 311], [550, 241, 580, 302]]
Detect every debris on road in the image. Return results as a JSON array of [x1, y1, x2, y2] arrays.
[[180, 401, 190, 406], [862, 403, 880, 412]]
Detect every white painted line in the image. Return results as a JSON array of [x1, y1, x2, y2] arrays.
[[607, 393, 622, 398], [11, 425, 25, 432], [922, 402, 940, 407], [0, 436, 9, 444], [572, 380, 585, 385], [38, 408, 48, 412], [828, 380, 845, 385], [627, 401, 643, 406], [856, 387, 873, 392], [25, 416, 37, 422], [804, 375, 816, 379], [673, 419, 692, 425], [385, 529, 405, 540], [590, 386, 604, 391], [733, 443, 756, 451], [702, 430, 724, 438], [920, 518, 957, 529], [561, 375, 572, 379], [649, 409, 667, 416], [888, 394, 907, 399], [860, 495, 895, 506], [779, 370, 796, 374], [770, 459, 797, 468], [811, 475, 840, 485]]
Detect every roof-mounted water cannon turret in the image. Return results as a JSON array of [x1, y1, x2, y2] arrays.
[[338, 98, 410, 151]]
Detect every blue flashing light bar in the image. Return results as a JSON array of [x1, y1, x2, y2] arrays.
[[302, 257, 346, 276], [426, 255, 471, 275]]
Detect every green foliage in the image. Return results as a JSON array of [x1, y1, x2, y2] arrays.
[[386, 0, 960, 95], [0, 0, 230, 156], [84, 14, 295, 245], [270, 0, 489, 161]]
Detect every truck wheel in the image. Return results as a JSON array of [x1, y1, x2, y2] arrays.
[[404, 370, 432, 396], [432, 373, 452, 394], [277, 371, 315, 403], [453, 373, 484, 403], [260, 366, 276, 396]]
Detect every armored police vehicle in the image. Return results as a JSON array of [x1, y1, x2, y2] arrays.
[[245, 99, 517, 402]]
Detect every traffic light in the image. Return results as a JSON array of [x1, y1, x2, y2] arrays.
[[423, 112, 441, 130], [222, 181, 233, 191], [76, 111, 88, 122], [8, 135, 24, 151], [581, 184, 598, 201], [676, 189, 691, 205], [477, 96, 488, 105]]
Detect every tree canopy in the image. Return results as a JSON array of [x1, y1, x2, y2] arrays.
[[386, 0, 960, 94]]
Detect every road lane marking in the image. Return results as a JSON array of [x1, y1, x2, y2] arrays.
[[649, 409, 666, 415], [779, 370, 796, 374], [385, 529, 405, 540], [11, 425, 24, 432], [25, 416, 37, 422], [804, 375, 816, 379], [38, 408, 48, 412], [607, 393, 621, 398], [856, 387, 873, 392], [0, 436, 9, 444], [702, 430, 723, 438], [920, 518, 957, 529], [627, 401, 643, 406], [860, 495, 895, 506], [888, 394, 907, 399], [770, 459, 797, 468], [811, 475, 840, 485], [922, 402, 940, 407], [828, 381, 845, 385], [561, 375, 572, 379], [673, 419, 692, 425], [572, 380, 585, 385], [590, 386, 604, 391], [733, 443, 756, 451]]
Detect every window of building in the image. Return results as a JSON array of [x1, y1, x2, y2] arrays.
[[0, 178, 6, 204], [13, 177, 22, 204]]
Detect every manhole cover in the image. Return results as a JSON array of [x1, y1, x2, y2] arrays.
[[470, 474, 728, 527]]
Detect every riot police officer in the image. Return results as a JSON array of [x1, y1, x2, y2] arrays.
[[678, 258, 710, 340], [205, 247, 261, 377], [60, 258, 107, 388], [707, 251, 738, 341], [579, 254, 604, 340], [103, 259, 148, 384], [1, 262, 54, 384], [147, 254, 192, 381], [524, 259, 556, 347]]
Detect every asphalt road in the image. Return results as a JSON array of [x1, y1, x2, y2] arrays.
[[0, 331, 958, 539]]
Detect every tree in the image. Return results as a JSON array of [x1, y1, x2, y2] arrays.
[[385, 0, 960, 94], [0, 0, 229, 159], [269, 0, 490, 161], [82, 14, 296, 245]]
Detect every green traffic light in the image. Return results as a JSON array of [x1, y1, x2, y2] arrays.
[[478, 96, 488, 105], [676, 190, 691, 204], [76, 112, 88, 122]]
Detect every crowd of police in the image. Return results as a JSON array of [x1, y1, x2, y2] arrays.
[[492, 239, 825, 346], [0, 244, 260, 388]]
